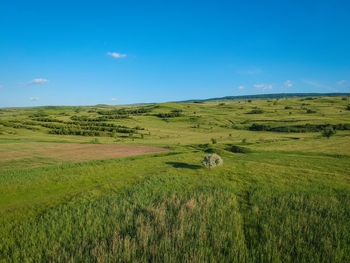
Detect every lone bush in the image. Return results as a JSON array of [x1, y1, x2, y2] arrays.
[[91, 138, 100, 144], [201, 154, 223, 168], [321, 125, 336, 138]]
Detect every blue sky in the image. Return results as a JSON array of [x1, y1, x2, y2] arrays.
[[0, 0, 349, 107]]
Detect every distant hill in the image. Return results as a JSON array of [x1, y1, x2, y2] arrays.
[[178, 93, 350, 103]]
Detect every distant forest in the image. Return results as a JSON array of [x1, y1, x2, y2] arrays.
[[179, 93, 350, 103]]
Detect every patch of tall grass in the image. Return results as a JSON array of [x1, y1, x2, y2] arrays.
[[1, 174, 349, 262]]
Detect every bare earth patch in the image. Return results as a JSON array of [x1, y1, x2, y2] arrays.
[[0, 142, 170, 164]]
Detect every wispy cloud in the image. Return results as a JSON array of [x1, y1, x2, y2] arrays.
[[28, 78, 48, 85], [302, 79, 329, 89], [236, 67, 262, 75], [0, 85, 3, 89], [107, 52, 127, 59], [237, 85, 245, 90], [284, 80, 293, 87], [111, 98, 117, 102], [253, 84, 273, 90], [336, 80, 346, 85], [29, 97, 39, 101]]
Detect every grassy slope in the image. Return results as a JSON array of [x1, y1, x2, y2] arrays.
[[0, 96, 350, 262]]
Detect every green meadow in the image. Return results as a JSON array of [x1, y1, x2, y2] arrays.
[[0, 96, 350, 262]]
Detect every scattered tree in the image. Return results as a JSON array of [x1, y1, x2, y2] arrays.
[[321, 125, 336, 139], [306, 109, 316, 114]]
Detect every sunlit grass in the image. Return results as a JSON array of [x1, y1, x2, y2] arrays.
[[0, 96, 349, 262]]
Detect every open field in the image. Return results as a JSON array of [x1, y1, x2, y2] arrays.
[[1, 96, 350, 262], [0, 142, 169, 170]]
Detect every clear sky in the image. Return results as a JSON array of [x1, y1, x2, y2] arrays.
[[1, 0, 349, 107]]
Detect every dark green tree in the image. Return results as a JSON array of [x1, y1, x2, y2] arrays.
[[321, 125, 336, 139]]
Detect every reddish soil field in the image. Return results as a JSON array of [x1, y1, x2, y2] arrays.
[[0, 142, 170, 163]]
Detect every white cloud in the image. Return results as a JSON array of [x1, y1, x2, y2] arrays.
[[253, 84, 273, 90], [237, 85, 245, 90], [111, 98, 117, 102], [28, 78, 48, 85], [284, 80, 293, 87], [337, 80, 346, 85], [302, 79, 329, 89], [107, 52, 127, 59], [236, 67, 262, 75], [29, 97, 39, 101]]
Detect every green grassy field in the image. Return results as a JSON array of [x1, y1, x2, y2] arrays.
[[0, 96, 350, 262]]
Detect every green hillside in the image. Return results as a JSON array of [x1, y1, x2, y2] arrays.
[[0, 95, 349, 262], [178, 92, 350, 103]]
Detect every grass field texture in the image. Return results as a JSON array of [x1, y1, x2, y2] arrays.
[[0, 96, 349, 262]]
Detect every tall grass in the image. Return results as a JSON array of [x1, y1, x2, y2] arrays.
[[1, 174, 349, 262], [241, 188, 350, 262]]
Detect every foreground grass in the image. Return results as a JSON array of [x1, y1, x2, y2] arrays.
[[1, 174, 349, 262], [1, 149, 349, 262]]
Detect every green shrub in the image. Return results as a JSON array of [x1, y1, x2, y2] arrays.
[[306, 109, 316, 114], [249, 123, 271, 131], [155, 112, 182, 118], [226, 145, 251, 153], [90, 138, 100, 144], [247, 109, 264, 114], [203, 146, 226, 156], [321, 125, 336, 138]]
